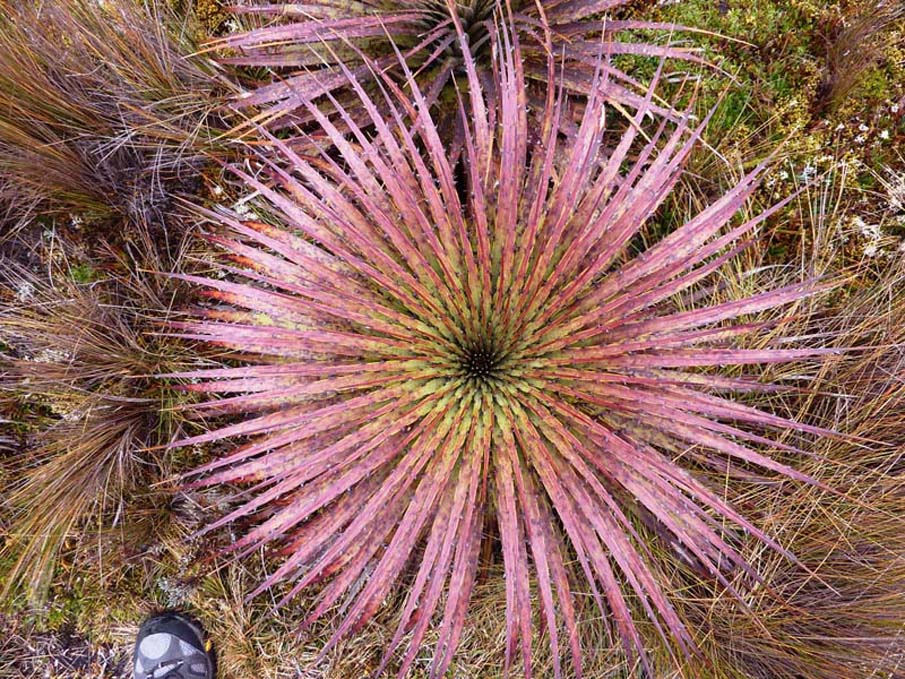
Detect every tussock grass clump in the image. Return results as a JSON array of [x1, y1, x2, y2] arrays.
[[0, 238, 203, 605], [814, 0, 905, 116], [689, 263, 905, 679], [0, 0, 234, 230], [170, 32, 845, 676], [0, 397, 15, 454]]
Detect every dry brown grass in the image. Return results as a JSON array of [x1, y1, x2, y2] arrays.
[[687, 260, 905, 678], [649, 146, 905, 677], [814, 0, 905, 116], [0, 232, 209, 606], [0, 0, 235, 233]]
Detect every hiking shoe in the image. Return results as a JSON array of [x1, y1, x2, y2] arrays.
[[132, 612, 214, 679]]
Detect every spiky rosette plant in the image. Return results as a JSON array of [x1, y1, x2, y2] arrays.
[[219, 0, 715, 131], [171, 36, 836, 677]]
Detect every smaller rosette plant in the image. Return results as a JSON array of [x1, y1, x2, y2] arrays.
[[219, 0, 718, 133]]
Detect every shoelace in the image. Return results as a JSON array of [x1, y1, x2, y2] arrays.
[[144, 658, 184, 679]]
